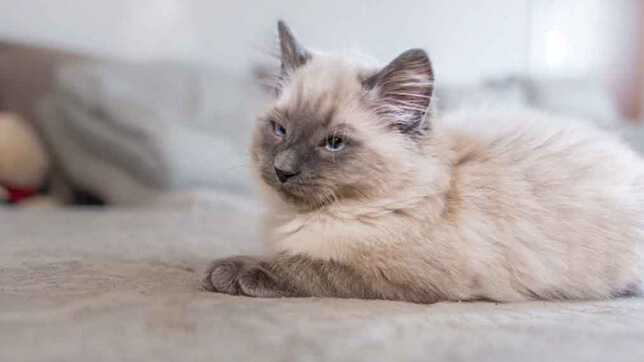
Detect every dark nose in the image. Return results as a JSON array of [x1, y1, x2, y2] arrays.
[[275, 167, 298, 183]]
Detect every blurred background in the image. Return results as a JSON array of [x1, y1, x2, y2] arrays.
[[0, 0, 643, 207]]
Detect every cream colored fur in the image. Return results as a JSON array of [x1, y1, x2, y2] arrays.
[[252, 51, 644, 302]]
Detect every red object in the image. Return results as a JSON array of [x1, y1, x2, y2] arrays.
[[4, 185, 37, 203]]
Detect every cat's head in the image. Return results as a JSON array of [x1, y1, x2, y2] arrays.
[[250, 21, 438, 210]]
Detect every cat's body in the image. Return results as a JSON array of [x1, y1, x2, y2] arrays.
[[204, 21, 644, 302], [262, 111, 644, 302]]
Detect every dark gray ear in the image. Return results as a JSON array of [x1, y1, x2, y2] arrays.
[[278, 20, 310, 72], [363, 49, 434, 133]]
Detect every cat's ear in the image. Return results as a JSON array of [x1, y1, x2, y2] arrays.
[[278, 20, 311, 72], [363, 49, 434, 133]]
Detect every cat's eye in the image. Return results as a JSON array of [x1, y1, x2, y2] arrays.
[[271, 121, 286, 137], [325, 136, 345, 152]]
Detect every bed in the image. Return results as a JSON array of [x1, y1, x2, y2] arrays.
[[2, 40, 644, 362], [2, 194, 644, 362]]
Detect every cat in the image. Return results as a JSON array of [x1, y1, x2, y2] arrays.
[[203, 20, 644, 303]]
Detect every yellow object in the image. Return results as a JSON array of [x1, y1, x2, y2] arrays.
[[0, 112, 50, 189]]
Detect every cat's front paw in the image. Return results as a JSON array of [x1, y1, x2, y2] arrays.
[[202, 256, 291, 298]]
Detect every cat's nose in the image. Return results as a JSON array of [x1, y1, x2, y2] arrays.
[[275, 167, 298, 183], [274, 149, 300, 183]]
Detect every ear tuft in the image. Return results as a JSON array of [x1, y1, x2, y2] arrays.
[[363, 49, 434, 133], [278, 20, 311, 73]]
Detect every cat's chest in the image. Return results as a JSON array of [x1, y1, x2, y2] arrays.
[[267, 214, 361, 260], [265, 209, 435, 261]]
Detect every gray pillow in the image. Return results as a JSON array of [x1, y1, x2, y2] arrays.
[[527, 78, 620, 128], [37, 60, 262, 205], [435, 77, 530, 112]]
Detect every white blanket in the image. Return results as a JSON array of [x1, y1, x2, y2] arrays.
[[2, 195, 644, 362]]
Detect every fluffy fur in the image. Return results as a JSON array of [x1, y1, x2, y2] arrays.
[[204, 21, 644, 303]]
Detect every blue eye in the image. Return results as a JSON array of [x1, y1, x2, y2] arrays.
[[325, 136, 345, 152], [272, 121, 286, 137]]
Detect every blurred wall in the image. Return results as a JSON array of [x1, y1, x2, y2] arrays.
[[529, 0, 643, 119], [0, 0, 530, 85], [0, 0, 641, 116]]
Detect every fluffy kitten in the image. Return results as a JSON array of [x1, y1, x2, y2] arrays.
[[203, 21, 644, 303]]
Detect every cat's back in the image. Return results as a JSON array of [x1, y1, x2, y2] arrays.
[[433, 110, 644, 300], [439, 110, 644, 193]]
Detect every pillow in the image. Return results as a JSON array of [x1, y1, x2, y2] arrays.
[[37, 61, 262, 205], [435, 77, 530, 112], [527, 78, 620, 128]]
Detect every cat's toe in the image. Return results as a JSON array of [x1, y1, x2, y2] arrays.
[[203, 258, 244, 295], [237, 265, 289, 298], [203, 256, 291, 298]]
